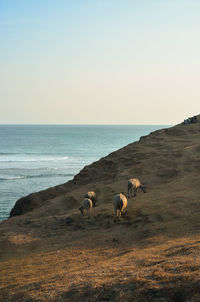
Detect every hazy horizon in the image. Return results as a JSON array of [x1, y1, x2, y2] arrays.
[[0, 123, 171, 126], [1, 0, 200, 125]]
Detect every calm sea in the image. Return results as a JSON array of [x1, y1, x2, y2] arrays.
[[0, 124, 168, 221]]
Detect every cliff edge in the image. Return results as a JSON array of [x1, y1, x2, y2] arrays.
[[10, 116, 200, 218], [1, 116, 200, 302]]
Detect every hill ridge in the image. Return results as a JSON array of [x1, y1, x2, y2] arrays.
[[1, 115, 200, 302]]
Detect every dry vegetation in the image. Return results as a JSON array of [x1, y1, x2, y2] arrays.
[[0, 117, 200, 301]]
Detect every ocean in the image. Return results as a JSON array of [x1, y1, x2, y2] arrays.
[[0, 124, 168, 221]]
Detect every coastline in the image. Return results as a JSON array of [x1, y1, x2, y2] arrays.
[[1, 117, 200, 302], [0, 124, 167, 221]]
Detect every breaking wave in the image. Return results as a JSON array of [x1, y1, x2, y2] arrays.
[[0, 156, 69, 162], [0, 173, 74, 181]]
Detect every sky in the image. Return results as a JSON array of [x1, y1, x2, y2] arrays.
[[1, 0, 200, 124]]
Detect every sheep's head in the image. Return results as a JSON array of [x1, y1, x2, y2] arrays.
[[140, 185, 146, 193], [79, 206, 84, 215]]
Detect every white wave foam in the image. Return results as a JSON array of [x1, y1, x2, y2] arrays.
[[0, 173, 74, 181], [57, 157, 69, 161], [0, 176, 26, 180], [0, 156, 69, 162]]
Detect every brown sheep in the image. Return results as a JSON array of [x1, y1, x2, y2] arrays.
[[79, 198, 93, 216], [113, 193, 128, 218], [84, 191, 97, 207], [128, 178, 146, 198]]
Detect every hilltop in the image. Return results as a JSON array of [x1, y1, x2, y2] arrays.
[[0, 116, 200, 302]]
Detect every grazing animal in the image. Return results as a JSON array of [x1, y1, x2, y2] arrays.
[[79, 198, 93, 216], [113, 193, 128, 218], [84, 191, 97, 207], [128, 178, 146, 198]]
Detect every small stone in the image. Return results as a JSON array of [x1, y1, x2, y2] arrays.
[[65, 217, 74, 225], [25, 220, 31, 225], [113, 237, 119, 243]]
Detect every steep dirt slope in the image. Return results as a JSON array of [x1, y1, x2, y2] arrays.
[[10, 117, 200, 218], [0, 116, 200, 301]]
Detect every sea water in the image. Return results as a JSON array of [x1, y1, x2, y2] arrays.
[[0, 124, 168, 221]]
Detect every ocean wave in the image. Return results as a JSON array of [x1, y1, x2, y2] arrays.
[[0, 173, 74, 181], [0, 156, 69, 162], [0, 176, 26, 180], [0, 153, 19, 155]]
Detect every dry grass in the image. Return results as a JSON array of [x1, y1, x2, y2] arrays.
[[1, 220, 200, 302], [1, 119, 200, 301]]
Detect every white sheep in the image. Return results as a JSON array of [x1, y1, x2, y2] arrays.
[[128, 178, 146, 198], [84, 191, 97, 207], [113, 193, 128, 218], [79, 198, 93, 216]]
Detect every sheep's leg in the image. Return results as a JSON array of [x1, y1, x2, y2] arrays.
[[129, 187, 131, 197], [131, 188, 132, 197], [117, 210, 121, 220], [88, 206, 91, 217]]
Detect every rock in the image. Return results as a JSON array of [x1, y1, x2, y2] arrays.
[[65, 217, 74, 225]]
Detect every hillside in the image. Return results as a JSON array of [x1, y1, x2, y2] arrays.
[[0, 116, 200, 302]]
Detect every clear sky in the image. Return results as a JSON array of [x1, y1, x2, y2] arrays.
[[1, 0, 200, 124]]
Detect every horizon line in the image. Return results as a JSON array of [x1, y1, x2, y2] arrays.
[[0, 123, 172, 126]]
